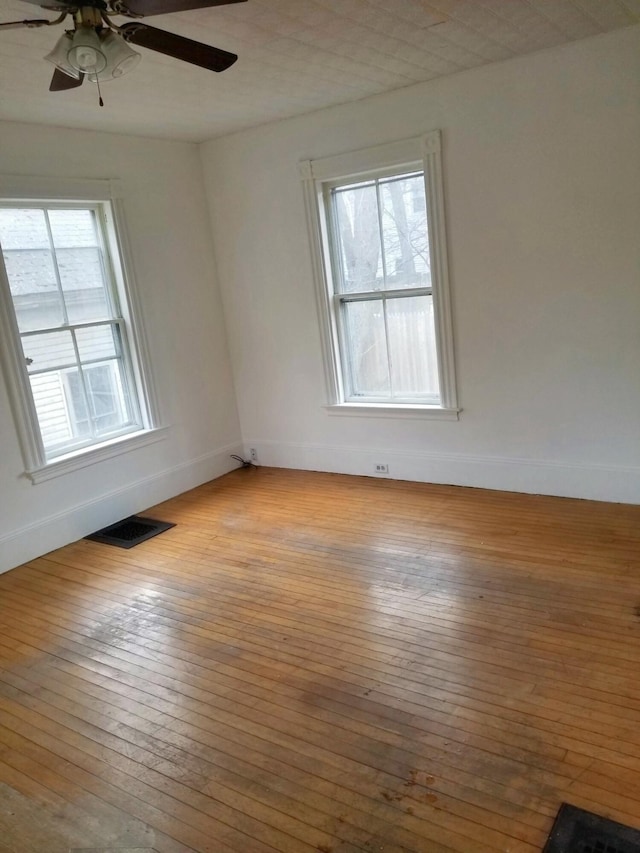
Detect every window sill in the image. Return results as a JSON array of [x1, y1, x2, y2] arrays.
[[27, 426, 169, 484], [324, 403, 460, 421]]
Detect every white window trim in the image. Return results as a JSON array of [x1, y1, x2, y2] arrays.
[[26, 426, 168, 484], [299, 131, 459, 419], [0, 175, 165, 483]]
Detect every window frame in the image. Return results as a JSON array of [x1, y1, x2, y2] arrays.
[[0, 176, 165, 483], [299, 132, 459, 419]]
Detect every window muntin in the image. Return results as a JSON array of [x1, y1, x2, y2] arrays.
[[326, 169, 440, 404], [0, 203, 143, 460]]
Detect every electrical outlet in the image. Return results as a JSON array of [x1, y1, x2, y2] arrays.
[[375, 463, 389, 474], [249, 447, 258, 463]]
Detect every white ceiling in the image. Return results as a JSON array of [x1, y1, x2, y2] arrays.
[[1, 0, 639, 142]]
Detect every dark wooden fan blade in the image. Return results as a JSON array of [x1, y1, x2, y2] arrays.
[[0, 19, 55, 29], [113, 0, 246, 17], [18, 0, 75, 9], [49, 68, 84, 91], [120, 23, 237, 72]]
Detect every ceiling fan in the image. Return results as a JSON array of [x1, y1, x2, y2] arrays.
[[0, 1, 246, 95]]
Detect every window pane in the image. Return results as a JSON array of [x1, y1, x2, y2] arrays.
[[387, 295, 440, 398], [2, 250, 63, 331], [64, 371, 91, 438], [0, 209, 50, 250], [23, 330, 76, 373], [76, 324, 118, 362], [343, 300, 390, 397], [332, 183, 384, 293], [86, 363, 128, 433], [29, 372, 73, 450], [380, 174, 431, 289], [48, 209, 99, 249], [57, 247, 110, 322], [66, 363, 130, 436]]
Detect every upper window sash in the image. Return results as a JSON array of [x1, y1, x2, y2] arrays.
[[324, 166, 429, 298], [0, 200, 122, 326]]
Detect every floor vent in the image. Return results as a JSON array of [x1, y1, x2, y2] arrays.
[[544, 804, 640, 853], [85, 516, 175, 549]]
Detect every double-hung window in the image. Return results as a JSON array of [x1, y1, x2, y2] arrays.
[[0, 180, 160, 482], [300, 132, 458, 418]]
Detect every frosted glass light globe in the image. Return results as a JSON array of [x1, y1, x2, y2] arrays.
[[68, 28, 107, 74]]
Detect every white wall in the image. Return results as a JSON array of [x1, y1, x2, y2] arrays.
[[201, 26, 640, 504], [0, 121, 242, 573]]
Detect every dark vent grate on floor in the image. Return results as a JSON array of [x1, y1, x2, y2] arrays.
[[544, 804, 640, 853], [85, 516, 175, 549]]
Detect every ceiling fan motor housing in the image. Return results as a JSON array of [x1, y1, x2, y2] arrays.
[[76, 7, 104, 26]]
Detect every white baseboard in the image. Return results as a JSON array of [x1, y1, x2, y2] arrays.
[[246, 440, 640, 505], [5, 438, 635, 576], [0, 441, 243, 575]]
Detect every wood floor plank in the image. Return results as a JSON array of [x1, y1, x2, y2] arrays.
[[2, 578, 634, 772], [0, 467, 639, 851]]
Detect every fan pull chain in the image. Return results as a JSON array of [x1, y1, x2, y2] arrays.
[[96, 75, 104, 107]]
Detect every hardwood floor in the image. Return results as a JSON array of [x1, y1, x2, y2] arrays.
[[0, 467, 639, 853]]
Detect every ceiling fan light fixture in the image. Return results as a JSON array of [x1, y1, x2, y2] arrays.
[[28, 0, 243, 96], [89, 30, 141, 82], [44, 32, 81, 80], [67, 26, 108, 75]]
